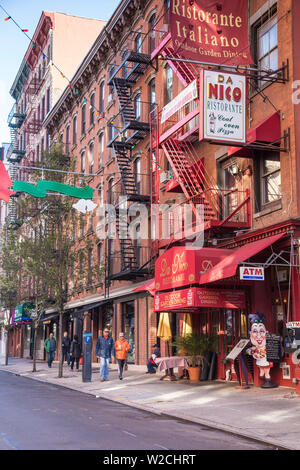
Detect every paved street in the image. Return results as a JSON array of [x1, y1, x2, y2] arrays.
[[0, 371, 272, 450]]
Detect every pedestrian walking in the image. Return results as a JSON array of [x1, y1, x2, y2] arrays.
[[70, 335, 81, 371], [96, 327, 115, 382], [44, 332, 57, 368], [115, 332, 130, 380], [146, 343, 160, 374], [62, 331, 71, 366]]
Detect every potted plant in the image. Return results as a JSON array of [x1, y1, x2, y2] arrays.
[[172, 333, 216, 383]]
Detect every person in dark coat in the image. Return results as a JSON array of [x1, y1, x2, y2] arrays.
[[70, 335, 81, 371], [62, 331, 71, 366], [146, 343, 160, 374], [96, 327, 115, 382]]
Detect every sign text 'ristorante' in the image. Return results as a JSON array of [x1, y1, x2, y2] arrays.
[[170, 0, 253, 65]]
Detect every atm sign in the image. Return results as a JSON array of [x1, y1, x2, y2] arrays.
[[240, 266, 264, 281]]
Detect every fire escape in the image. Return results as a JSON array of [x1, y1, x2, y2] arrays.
[[149, 7, 289, 256], [106, 33, 153, 281], [7, 104, 26, 163], [23, 70, 43, 162]]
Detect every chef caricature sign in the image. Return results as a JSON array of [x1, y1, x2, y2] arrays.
[[247, 312, 278, 388], [200, 69, 246, 144]]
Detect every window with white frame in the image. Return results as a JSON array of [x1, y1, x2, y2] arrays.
[[256, 13, 278, 88], [254, 151, 281, 211]]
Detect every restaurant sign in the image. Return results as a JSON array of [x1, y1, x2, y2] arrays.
[[155, 246, 231, 291], [169, 0, 252, 66], [154, 287, 246, 312], [200, 70, 246, 144], [14, 302, 35, 323]]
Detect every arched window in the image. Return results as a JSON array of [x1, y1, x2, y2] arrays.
[[99, 81, 105, 114], [73, 115, 77, 145], [89, 142, 94, 174], [134, 157, 141, 193], [99, 132, 104, 168], [81, 103, 86, 135], [107, 178, 114, 205], [165, 65, 173, 104], [148, 13, 156, 53], [134, 93, 141, 121], [135, 31, 142, 53], [81, 150, 86, 174], [90, 92, 95, 125], [66, 125, 70, 154], [149, 78, 156, 112]]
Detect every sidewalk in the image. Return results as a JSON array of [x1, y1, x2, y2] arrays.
[[1, 358, 300, 450]]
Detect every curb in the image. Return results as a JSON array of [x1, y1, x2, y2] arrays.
[[0, 367, 294, 450]]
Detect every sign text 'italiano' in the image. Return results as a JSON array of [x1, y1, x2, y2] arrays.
[[170, 0, 252, 65]]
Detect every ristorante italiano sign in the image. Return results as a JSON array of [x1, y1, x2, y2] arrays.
[[170, 0, 252, 65]]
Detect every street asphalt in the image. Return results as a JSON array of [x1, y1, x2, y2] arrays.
[[0, 370, 274, 451]]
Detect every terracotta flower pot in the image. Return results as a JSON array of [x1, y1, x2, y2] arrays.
[[188, 366, 200, 383]]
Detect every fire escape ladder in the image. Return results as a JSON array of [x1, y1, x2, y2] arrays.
[[113, 143, 138, 197], [162, 46, 199, 87], [162, 139, 217, 222], [179, 140, 221, 218], [113, 78, 135, 124]]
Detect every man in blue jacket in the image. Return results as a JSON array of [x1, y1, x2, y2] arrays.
[[96, 327, 115, 382]]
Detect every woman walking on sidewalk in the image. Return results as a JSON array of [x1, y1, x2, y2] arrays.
[[70, 335, 81, 371], [115, 332, 130, 380]]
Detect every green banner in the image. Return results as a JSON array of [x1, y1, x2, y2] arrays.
[[13, 181, 94, 200]]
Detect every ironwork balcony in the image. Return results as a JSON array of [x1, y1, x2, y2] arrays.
[[7, 104, 26, 129], [107, 101, 151, 148], [6, 143, 26, 163], [107, 31, 152, 87], [107, 246, 152, 281], [156, 188, 251, 245], [108, 174, 151, 205]]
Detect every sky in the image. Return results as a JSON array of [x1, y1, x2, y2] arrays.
[[0, 0, 120, 144]]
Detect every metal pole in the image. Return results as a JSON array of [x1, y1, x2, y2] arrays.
[[159, 56, 261, 73]]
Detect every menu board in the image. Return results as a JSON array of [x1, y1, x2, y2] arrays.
[[266, 333, 282, 363], [226, 339, 250, 361]]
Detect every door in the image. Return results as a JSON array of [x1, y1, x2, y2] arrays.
[[122, 302, 135, 363]]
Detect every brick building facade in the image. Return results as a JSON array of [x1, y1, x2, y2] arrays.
[[7, 0, 300, 387]]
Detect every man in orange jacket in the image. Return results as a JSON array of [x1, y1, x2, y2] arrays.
[[114, 332, 130, 380]]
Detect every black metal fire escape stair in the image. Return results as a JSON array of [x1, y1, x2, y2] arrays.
[[106, 51, 152, 280]]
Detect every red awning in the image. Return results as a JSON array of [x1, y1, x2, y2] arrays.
[[199, 233, 286, 285], [228, 112, 281, 157], [133, 279, 155, 296]]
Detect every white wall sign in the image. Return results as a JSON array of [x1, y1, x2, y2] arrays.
[[161, 79, 198, 124], [240, 266, 264, 281], [0, 329, 7, 365], [201, 70, 246, 144]]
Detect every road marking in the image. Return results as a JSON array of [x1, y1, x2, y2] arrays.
[[122, 430, 137, 438], [154, 443, 169, 450], [0, 432, 23, 450]]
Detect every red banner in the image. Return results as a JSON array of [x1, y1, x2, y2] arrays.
[[154, 287, 246, 312], [170, 0, 253, 65]]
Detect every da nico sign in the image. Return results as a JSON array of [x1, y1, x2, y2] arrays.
[[200, 70, 246, 144], [240, 266, 264, 281]]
